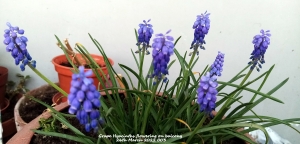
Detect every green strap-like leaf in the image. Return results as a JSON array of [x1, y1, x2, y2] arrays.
[[217, 81, 283, 103], [119, 63, 147, 89], [165, 123, 269, 143]]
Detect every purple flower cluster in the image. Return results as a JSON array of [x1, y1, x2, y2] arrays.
[[197, 72, 218, 113], [190, 11, 211, 55], [249, 29, 271, 72], [136, 19, 154, 55], [68, 66, 102, 132], [3, 22, 36, 71], [197, 52, 225, 113], [210, 51, 225, 76], [151, 30, 174, 85]]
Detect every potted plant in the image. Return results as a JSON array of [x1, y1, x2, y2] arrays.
[[5, 11, 300, 144]]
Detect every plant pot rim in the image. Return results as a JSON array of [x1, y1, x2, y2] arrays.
[[52, 89, 126, 104], [1, 98, 10, 113], [0, 66, 8, 73], [14, 96, 27, 131], [51, 54, 114, 70], [52, 92, 66, 105]]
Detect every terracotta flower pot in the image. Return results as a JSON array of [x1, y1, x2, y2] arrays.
[[7, 89, 125, 144], [51, 92, 65, 105], [51, 74, 123, 105], [2, 116, 17, 140], [7, 102, 70, 144], [14, 84, 59, 131], [1, 98, 16, 139], [1, 98, 10, 140], [51, 54, 114, 103], [0, 66, 8, 109]]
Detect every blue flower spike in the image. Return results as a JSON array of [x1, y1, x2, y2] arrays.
[[197, 72, 218, 113], [68, 66, 102, 132], [3, 22, 36, 71], [249, 29, 271, 72], [190, 11, 211, 56], [151, 30, 174, 85], [135, 19, 154, 55], [197, 51, 225, 114], [210, 51, 225, 77]]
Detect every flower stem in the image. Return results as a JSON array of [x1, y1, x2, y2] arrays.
[[239, 69, 253, 86], [177, 49, 197, 97], [186, 115, 206, 143], [188, 49, 197, 68], [28, 64, 68, 96], [138, 45, 146, 90], [226, 69, 253, 104], [141, 83, 158, 135], [186, 49, 197, 123]]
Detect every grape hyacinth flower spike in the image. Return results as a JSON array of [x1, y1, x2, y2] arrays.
[[135, 19, 154, 55], [197, 72, 218, 113], [68, 66, 102, 132], [190, 11, 210, 56], [210, 51, 225, 77], [249, 29, 271, 72], [3, 22, 36, 71], [197, 51, 224, 114], [151, 30, 174, 85]]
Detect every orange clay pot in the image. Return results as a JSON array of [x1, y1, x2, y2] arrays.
[[51, 92, 65, 105], [51, 54, 114, 102]]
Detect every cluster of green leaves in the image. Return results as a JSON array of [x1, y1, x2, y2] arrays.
[[6, 73, 30, 100], [29, 31, 300, 144]]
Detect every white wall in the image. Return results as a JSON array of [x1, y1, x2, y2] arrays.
[[1, 0, 300, 143]]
